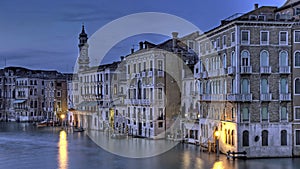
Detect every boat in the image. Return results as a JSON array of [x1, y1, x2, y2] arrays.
[[73, 127, 84, 132], [36, 120, 48, 128]]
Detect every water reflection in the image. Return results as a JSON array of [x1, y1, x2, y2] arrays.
[[58, 130, 68, 169], [212, 161, 225, 169]]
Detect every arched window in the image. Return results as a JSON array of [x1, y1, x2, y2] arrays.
[[295, 51, 300, 67], [242, 107, 249, 122], [243, 130, 249, 146], [260, 50, 269, 67], [231, 51, 236, 66], [279, 51, 288, 67], [281, 130, 287, 146], [280, 78, 288, 94], [223, 54, 227, 68], [295, 78, 300, 94], [262, 130, 268, 146], [281, 106, 287, 121], [241, 50, 250, 66], [261, 78, 268, 94], [261, 106, 268, 121], [137, 80, 142, 99], [241, 79, 249, 94]]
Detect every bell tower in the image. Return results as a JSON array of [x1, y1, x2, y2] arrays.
[[78, 24, 90, 72]]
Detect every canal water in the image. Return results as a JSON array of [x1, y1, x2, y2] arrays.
[[0, 122, 300, 169]]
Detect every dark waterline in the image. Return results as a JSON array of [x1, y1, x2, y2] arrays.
[[0, 122, 300, 169]]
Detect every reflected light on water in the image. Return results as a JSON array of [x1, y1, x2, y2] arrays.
[[58, 130, 68, 169], [212, 161, 225, 169]]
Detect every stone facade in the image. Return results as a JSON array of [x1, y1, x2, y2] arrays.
[[195, 1, 300, 157]]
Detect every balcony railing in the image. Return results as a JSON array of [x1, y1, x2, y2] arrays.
[[200, 94, 226, 101], [208, 70, 219, 77], [260, 93, 272, 101], [227, 66, 235, 75], [279, 93, 291, 101], [227, 93, 252, 102], [240, 66, 252, 74], [124, 99, 150, 105], [260, 66, 272, 74], [279, 66, 290, 74]]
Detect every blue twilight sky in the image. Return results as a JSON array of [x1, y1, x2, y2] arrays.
[[0, 0, 285, 72]]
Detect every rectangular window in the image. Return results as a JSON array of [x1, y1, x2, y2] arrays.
[[296, 8, 300, 15], [241, 30, 250, 44], [294, 31, 300, 43], [295, 107, 300, 120], [222, 35, 227, 47], [231, 32, 235, 45], [296, 130, 300, 145], [216, 38, 220, 49], [261, 106, 268, 121], [158, 60, 163, 71], [260, 31, 269, 45], [188, 41, 194, 50], [57, 91, 61, 97], [279, 31, 288, 45], [281, 106, 287, 121]]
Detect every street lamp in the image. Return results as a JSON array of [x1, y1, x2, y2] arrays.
[[60, 114, 66, 128], [215, 130, 220, 157]]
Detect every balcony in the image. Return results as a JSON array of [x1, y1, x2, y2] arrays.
[[124, 99, 151, 105], [260, 93, 272, 101], [200, 94, 226, 101], [227, 66, 235, 75], [279, 66, 290, 74], [279, 93, 291, 101], [260, 66, 272, 74], [240, 66, 252, 74], [227, 93, 252, 102]]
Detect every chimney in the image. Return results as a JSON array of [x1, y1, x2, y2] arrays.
[[131, 48, 134, 54], [254, 3, 259, 9], [120, 56, 125, 61], [139, 41, 143, 50], [172, 32, 179, 50], [144, 41, 148, 49]]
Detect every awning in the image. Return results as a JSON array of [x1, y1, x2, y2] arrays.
[[13, 100, 26, 104]]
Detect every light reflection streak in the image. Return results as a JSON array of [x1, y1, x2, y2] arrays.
[[58, 130, 68, 169], [212, 161, 225, 169]]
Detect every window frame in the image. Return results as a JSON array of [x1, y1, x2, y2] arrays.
[[279, 31, 288, 45], [295, 130, 300, 146], [241, 30, 250, 45], [294, 30, 300, 43], [280, 106, 288, 121], [294, 106, 300, 120], [260, 31, 269, 45], [295, 78, 300, 95], [261, 106, 269, 122], [294, 51, 300, 68], [231, 31, 235, 46]]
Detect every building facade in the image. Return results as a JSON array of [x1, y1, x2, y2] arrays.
[[195, 0, 300, 157]]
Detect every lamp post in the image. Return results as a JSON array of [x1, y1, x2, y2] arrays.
[[215, 130, 220, 157]]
